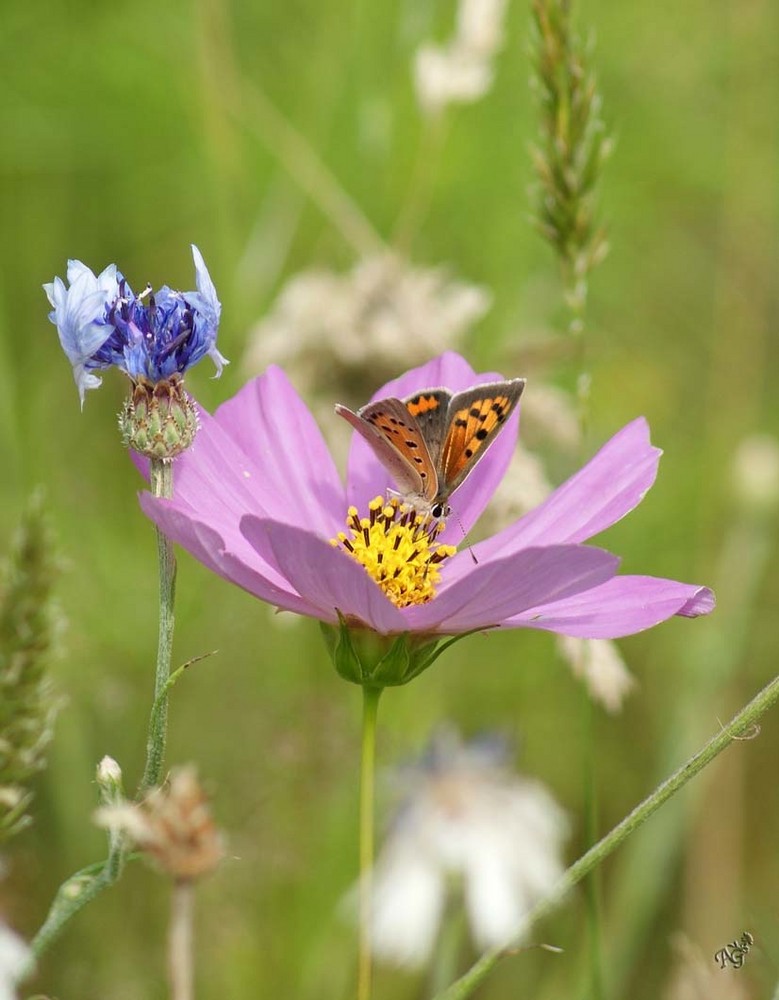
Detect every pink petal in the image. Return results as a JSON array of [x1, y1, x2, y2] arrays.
[[139, 496, 317, 616], [345, 351, 520, 538], [137, 403, 316, 593], [451, 417, 661, 577], [214, 366, 345, 534], [404, 545, 620, 633], [504, 576, 716, 638], [240, 517, 409, 634]]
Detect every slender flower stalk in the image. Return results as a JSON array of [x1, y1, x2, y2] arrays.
[[95, 767, 224, 1000], [169, 882, 195, 1000], [26, 549, 178, 968], [430, 671, 779, 1000], [358, 687, 381, 1000], [142, 458, 177, 791], [26, 465, 180, 966], [581, 681, 603, 999], [25, 758, 128, 970]]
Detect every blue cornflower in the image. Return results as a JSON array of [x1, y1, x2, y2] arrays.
[[44, 245, 227, 408]]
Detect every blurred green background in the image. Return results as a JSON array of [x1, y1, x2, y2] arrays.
[[1, 0, 778, 997]]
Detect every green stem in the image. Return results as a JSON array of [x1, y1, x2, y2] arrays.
[[431, 671, 779, 1000], [358, 685, 381, 1000], [25, 857, 123, 970], [25, 457, 178, 972], [581, 681, 603, 1000], [428, 905, 467, 997], [141, 458, 177, 790]]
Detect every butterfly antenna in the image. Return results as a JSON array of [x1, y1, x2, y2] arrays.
[[451, 507, 478, 564]]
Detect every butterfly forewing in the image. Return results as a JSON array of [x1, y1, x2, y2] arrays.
[[335, 398, 439, 501], [439, 379, 526, 494]]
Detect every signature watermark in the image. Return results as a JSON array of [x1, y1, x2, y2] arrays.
[[714, 931, 754, 970]]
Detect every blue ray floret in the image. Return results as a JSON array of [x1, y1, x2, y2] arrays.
[[44, 245, 227, 407]]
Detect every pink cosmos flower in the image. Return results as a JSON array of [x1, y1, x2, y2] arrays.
[[137, 352, 713, 639]]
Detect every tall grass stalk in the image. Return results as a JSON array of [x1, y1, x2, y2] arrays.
[[431, 668, 779, 1000], [530, 0, 611, 339], [530, 0, 613, 989], [195, 0, 384, 259], [0, 492, 60, 844]]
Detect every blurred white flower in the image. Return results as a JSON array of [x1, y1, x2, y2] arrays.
[[0, 923, 30, 1000], [731, 433, 779, 514], [557, 636, 635, 713], [370, 727, 567, 968], [415, 47, 495, 114], [243, 254, 490, 397], [95, 766, 224, 883], [414, 0, 509, 115], [520, 382, 582, 451]]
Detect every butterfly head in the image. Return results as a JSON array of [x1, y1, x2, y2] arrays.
[[430, 500, 451, 521]]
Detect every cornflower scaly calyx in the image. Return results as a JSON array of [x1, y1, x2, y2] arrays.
[[44, 245, 228, 454]]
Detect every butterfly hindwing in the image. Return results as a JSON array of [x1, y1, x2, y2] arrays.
[[335, 398, 438, 501], [438, 379, 526, 494], [402, 389, 451, 468]]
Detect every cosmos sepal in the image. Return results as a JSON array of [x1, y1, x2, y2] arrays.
[[320, 611, 483, 687], [321, 612, 438, 687]]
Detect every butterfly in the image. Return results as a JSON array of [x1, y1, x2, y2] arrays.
[[335, 379, 526, 520]]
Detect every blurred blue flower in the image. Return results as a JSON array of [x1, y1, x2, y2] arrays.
[[44, 246, 227, 407]]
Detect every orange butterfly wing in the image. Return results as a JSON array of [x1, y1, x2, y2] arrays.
[[439, 379, 526, 495], [335, 398, 439, 501]]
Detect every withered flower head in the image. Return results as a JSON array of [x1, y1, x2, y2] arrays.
[[96, 765, 224, 882]]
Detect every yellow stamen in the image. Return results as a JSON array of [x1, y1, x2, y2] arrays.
[[331, 497, 456, 608]]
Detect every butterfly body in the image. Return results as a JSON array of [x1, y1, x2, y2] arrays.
[[336, 379, 525, 519]]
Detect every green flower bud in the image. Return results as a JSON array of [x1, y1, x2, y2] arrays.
[[96, 755, 124, 807]]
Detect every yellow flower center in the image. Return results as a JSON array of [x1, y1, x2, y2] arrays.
[[331, 497, 457, 608]]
